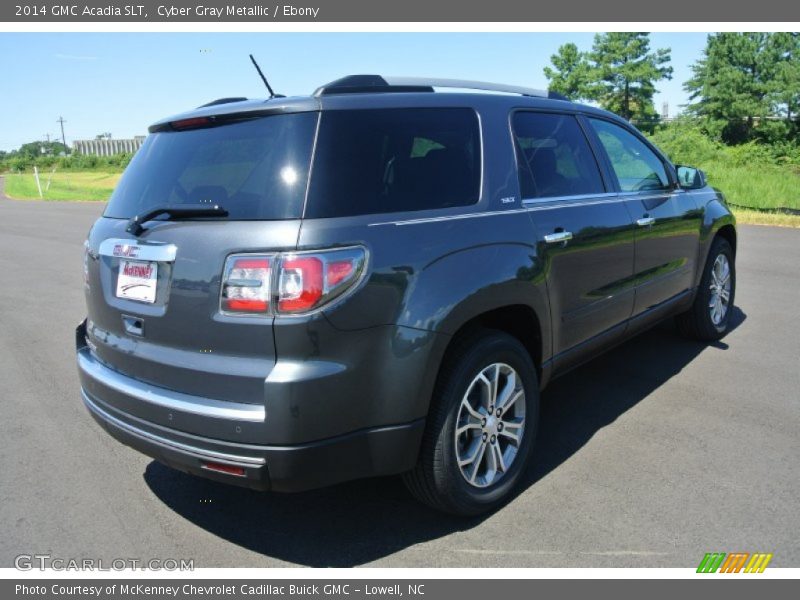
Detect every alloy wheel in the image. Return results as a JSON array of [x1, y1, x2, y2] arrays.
[[454, 363, 526, 488]]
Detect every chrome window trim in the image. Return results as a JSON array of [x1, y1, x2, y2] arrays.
[[521, 192, 618, 206], [368, 189, 688, 227], [78, 348, 266, 422], [368, 207, 530, 227]]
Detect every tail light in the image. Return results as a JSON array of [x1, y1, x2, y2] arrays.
[[221, 247, 366, 316], [221, 256, 273, 315]]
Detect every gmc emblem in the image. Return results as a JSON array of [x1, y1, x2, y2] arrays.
[[113, 244, 139, 258]]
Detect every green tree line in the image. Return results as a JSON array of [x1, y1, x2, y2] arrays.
[[544, 32, 800, 147], [1, 149, 133, 172]]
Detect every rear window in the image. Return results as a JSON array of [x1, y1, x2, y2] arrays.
[[304, 108, 481, 218], [512, 112, 605, 199], [104, 112, 318, 220]]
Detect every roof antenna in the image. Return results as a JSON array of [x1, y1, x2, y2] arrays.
[[249, 54, 284, 99]]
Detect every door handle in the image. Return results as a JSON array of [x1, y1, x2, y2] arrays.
[[544, 231, 573, 244], [636, 216, 656, 227]]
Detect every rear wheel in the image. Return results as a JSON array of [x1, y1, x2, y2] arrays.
[[403, 329, 539, 515], [677, 237, 736, 341]]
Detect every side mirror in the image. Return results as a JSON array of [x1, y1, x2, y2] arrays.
[[676, 165, 706, 190]]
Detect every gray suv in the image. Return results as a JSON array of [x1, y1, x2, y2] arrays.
[[78, 76, 737, 515]]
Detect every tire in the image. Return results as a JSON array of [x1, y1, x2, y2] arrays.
[[676, 237, 736, 341], [403, 329, 539, 516]]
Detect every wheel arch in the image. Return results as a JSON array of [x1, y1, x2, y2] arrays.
[[715, 223, 737, 256], [695, 194, 737, 288], [416, 302, 549, 427], [442, 305, 544, 381]]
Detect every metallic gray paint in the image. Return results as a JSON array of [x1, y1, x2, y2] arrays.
[[79, 88, 736, 493]]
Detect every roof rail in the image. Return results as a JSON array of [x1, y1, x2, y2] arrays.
[[314, 75, 553, 99], [385, 77, 549, 98]]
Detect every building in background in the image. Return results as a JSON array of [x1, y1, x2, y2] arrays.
[[73, 136, 146, 156]]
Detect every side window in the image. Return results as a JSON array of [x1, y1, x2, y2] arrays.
[[589, 119, 670, 192], [511, 112, 605, 199], [305, 108, 481, 218]]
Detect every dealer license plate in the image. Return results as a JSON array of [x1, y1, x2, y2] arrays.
[[116, 260, 158, 303]]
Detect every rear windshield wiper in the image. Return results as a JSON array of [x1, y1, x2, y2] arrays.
[[126, 204, 229, 236]]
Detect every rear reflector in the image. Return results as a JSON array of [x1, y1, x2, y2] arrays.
[[202, 462, 246, 477]]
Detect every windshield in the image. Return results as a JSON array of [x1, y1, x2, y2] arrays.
[[104, 111, 318, 221]]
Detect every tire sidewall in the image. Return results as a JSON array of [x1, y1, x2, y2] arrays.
[[435, 333, 539, 513]]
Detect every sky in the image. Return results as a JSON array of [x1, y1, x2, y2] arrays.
[[0, 32, 709, 152]]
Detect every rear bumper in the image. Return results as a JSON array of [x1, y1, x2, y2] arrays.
[[77, 322, 425, 492], [82, 387, 424, 492], [83, 389, 423, 492]]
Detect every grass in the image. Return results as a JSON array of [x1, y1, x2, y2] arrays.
[[701, 161, 800, 211], [3, 170, 121, 201]]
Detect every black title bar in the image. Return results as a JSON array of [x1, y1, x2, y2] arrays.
[[3, 0, 800, 22]]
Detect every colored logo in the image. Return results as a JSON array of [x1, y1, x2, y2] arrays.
[[697, 552, 773, 573]]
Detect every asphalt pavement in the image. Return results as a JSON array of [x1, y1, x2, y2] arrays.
[[1, 186, 798, 568]]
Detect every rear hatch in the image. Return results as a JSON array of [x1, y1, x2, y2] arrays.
[[83, 107, 318, 404]]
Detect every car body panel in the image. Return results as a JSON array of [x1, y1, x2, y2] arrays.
[[78, 85, 736, 493]]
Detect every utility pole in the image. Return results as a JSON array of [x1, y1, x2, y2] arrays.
[[56, 116, 67, 151]]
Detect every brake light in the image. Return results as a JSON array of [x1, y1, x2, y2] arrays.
[[221, 256, 272, 314], [220, 247, 366, 317], [171, 116, 212, 130]]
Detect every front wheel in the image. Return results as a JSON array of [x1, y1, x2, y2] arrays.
[[677, 236, 736, 341], [403, 329, 539, 516]]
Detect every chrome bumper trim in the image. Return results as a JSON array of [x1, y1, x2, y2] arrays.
[[77, 348, 266, 423], [82, 390, 266, 467]]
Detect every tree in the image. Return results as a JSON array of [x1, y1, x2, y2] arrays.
[[588, 33, 672, 121], [684, 33, 799, 144], [16, 140, 68, 158], [543, 43, 592, 101], [767, 33, 800, 131], [685, 33, 772, 143], [543, 33, 672, 121]]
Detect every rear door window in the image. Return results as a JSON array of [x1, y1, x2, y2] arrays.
[[512, 112, 605, 199], [304, 108, 481, 218]]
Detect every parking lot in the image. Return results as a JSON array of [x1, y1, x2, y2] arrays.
[[1, 189, 798, 568]]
